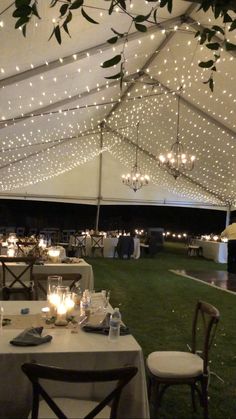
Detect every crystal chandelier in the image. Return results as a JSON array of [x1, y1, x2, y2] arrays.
[[122, 123, 150, 192], [159, 94, 195, 179]]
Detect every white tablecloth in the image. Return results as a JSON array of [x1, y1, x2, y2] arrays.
[[0, 300, 149, 419], [70, 237, 140, 259], [0, 259, 94, 291], [194, 239, 227, 263]]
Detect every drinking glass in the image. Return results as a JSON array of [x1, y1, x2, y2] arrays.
[[101, 290, 110, 311]]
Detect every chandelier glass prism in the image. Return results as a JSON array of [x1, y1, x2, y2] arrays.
[[159, 94, 195, 179], [122, 123, 150, 192]]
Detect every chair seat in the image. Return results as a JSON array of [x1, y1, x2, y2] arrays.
[[36, 397, 111, 418], [147, 351, 203, 379]]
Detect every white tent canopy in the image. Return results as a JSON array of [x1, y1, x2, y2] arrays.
[[0, 0, 236, 211]]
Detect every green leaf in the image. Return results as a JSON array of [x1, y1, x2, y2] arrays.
[[212, 25, 225, 35], [206, 42, 220, 50], [119, 0, 126, 10], [194, 30, 200, 38], [63, 11, 72, 36], [223, 13, 232, 23], [22, 23, 27, 37], [135, 23, 147, 32], [32, 3, 41, 19], [15, 0, 31, 7], [55, 25, 61, 44], [199, 32, 207, 45], [213, 6, 222, 19], [134, 11, 152, 23], [15, 16, 29, 29], [212, 66, 217, 72], [111, 28, 124, 37], [160, 0, 172, 14], [63, 21, 71, 37], [105, 72, 122, 80], [107, 36, 118, 44], [199, 60, 214, 68], [13, 6, 32, 18], [209, 77, 214, 92], [153, 9, 157, 24], [48, 27, 55, 41], [225, 41, 236, 51], [101, 54, 122, 68], [229, 20, 236, 32], [50, 0, 59, 7], [70, 0, 83, 10], [60, 3, 69, 17], [81, 8, 98, 24]]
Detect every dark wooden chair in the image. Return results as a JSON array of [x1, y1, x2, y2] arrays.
[[21, 362, 138, 419], [90, 235, 104, 257], [0, 256, 36, 300], [146, 300, 220, 419], [33, 273, 82, 300]]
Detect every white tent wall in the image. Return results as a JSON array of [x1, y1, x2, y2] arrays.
[[4, 151, 229, 212]]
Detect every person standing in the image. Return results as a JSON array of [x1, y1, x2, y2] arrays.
[[221, 216, 236, 273]]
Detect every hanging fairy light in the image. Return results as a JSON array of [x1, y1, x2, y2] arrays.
[[158, 93, 196, 179], [122, 122, 150, 192]]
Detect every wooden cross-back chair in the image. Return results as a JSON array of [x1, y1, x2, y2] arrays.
[[74, 235, 87, 257], [33, 273, 82, 300], [90, 235, 104, 257], [16, 240, 38, 257], [21, 362, 138, 419], [146, 300, 220, 419], [0, 256, 36, 300]]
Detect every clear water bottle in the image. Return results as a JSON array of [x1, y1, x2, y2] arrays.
[[108, 308, 121, 341], [80, 290, 90, 317]]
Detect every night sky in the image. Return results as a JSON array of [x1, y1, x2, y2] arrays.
[[0, 199, 232, 235]]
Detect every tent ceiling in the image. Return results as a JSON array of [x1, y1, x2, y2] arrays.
[[0, 0, 235, 209]]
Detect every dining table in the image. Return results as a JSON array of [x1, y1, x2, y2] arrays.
[[0, 259, 94, 292], [193, 239, 227, 263], [69, 236, 141, 259], [0, 298, 149, 419]]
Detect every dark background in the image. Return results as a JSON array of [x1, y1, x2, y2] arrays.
[[0, 199, 232, 235]]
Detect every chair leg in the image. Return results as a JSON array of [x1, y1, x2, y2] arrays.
[[201, 377, 209, 419], [191, 384, 197, 412]]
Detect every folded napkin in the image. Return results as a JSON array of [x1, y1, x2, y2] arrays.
[[10, 327, 52, 346], [82, 313, 130, 335]]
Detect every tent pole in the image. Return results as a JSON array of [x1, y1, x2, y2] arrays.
[[95, 123, 104, 232], [225, 204, 231, 227]]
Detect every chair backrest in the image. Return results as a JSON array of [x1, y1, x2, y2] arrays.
[[16, 241, 38, 256], [33, 273, 82, 299], [91, 235, 104, 248], [21, 362, 138, 419], [0, 256, 36, 300], [75, 235, 86, 247], [191, 300, 220, 374]]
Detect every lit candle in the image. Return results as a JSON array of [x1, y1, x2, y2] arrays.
[[55, 302, 68, 326]]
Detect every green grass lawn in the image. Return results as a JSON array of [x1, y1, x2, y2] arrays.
[[86, 243, 235, 419]]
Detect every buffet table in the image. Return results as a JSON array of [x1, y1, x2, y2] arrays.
[[194, 239, 227, 263], [0, 300, 149, 419], [0, 259, 94, 291]]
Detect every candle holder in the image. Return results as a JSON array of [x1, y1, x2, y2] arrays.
[[47, 275, 62, 315], [55, 285, 70, 326], [48, 247, 61, 263]]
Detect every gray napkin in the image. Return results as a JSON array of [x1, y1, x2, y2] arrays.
[[82, 313, 130, 335], [10, 327, 52, 346]]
